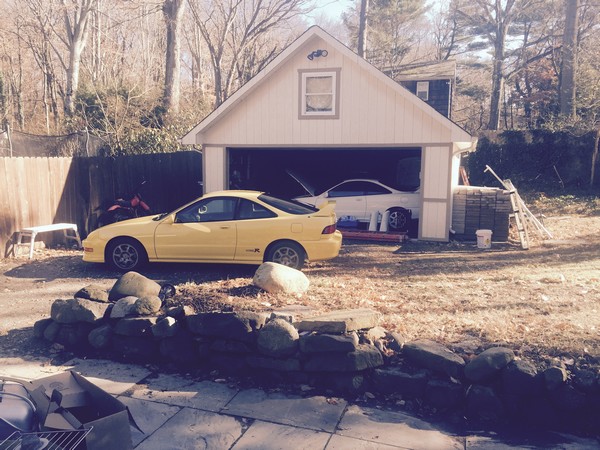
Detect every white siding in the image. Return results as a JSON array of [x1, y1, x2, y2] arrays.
[[201, 36, 454, 147], [420, 145, 451, 241], [203, 146, 226, 193]]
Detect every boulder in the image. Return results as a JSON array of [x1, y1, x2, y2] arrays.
[[33, 318, 53, 339], [110, 296, 138, 319], [132, 295, 162, 316], [543, 366, 568, 391], [502, 359, 540, 395], [372, 367, 428, 396], [112, 335, 159, 360], [113, 317, 158, 337], [75, 284, 110, 303], [257, 319, 299, 357], [151, 316, 180, 338], [246, 355, 301, 372], [186, 311, 268, 341], [303, 344, 383, 372], [464, 347, 515, 382], [299, 332, 359, 354], [295, 309, 381, 333], [88, 325, 112, 349], [159, 331, 198, 365], [253, 262, 309, 295], [425, 379, 464, 409], [403, 339, 465, 379], [43, 321, 61, 341], [109, 272, 161, 301], [50, 298, 109, 324], [466, 385, 505, 422]]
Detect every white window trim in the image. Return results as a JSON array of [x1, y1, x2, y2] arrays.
[[298, 68, 341, 119], [416, 81, 429, 101]]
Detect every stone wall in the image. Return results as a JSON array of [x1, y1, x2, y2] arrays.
[[34, 272, 599, 437]]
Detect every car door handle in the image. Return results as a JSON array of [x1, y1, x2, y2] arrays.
[[220, 226, 231, 229]]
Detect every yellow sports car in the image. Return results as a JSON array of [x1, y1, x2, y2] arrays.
[[83, 190, 342, 271]]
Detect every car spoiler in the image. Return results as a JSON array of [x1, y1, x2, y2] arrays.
[[313, 200, 336, 216]]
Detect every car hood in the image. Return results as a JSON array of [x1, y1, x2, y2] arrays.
[[286, 170, 319, 196]]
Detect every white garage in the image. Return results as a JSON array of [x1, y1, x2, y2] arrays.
[[181, 26, 477, 242]]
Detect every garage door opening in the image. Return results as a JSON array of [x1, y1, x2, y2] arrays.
[[228, 147, 421, 237], [228, 147, 421, 198]]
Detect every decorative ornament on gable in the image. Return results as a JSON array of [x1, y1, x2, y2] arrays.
[[307, 49, 328, 60]]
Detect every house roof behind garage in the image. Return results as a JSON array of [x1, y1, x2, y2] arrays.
[[181, 26, 474, 149]]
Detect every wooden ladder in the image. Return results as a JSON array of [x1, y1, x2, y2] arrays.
[[504, 180, 530, 250]]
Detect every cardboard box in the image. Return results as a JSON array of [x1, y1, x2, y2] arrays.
[[29, 371, 136, 450]]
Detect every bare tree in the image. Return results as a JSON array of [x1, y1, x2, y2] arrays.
[[61, 0, 97, 116], [559, 0, 579, 119], [163, 0, 186, 115], [188, 0, 309, 107], [357, 0, 369, 58]]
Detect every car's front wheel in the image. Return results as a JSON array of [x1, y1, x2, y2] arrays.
[[106, 238, 147, 271], [388, 207, 411, 232], [265, 241, 305, 270]]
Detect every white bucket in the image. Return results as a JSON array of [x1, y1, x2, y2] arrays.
[[476, 229, 493, 249]]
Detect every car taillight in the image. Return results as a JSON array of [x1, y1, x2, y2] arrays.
[[321, 224, 337, 234]]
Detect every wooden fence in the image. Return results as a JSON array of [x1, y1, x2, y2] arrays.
[[0, 152, 203, 257]]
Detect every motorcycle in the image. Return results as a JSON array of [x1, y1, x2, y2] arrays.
[[94, 181, 152, 229]]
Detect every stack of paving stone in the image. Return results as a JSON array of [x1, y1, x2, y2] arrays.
[[452, 186, 511, 241], [34, 272, 600, 435]]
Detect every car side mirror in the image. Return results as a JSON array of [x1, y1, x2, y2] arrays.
[[163, 214, 176, 224]]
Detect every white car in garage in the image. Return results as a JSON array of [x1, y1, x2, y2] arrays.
[[291, 176, 420, 232]]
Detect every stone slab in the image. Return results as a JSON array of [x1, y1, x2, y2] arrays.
[[130, 375, 238, 412], [231, 420, 331, 450], [134, 407, 243, 449], [58, 358, 151, 395], [295, 309, 381, 333], [337, 405, 464, 450], [0, 357, 69, 380], [224, 388, 347, 432], [327, 434, 405, 449], [465, 434, 600, 449], [117, 396, 181, 447]]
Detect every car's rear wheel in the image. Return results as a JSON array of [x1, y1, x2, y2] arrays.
[[106, 238, 147, 271], [265, 241, 305, 270], [388, 207, 411, 232]]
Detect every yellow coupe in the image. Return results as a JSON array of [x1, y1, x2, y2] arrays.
[[83, 190, 342, 271]]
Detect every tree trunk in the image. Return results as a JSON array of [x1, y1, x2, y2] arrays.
[[560, 0, 579, 119], [488, 39, 505, 130], [591, 127, 599, 187], [163, 0, 186, 116], [357, 0, 369, 58], [64, 0, 96, 116]]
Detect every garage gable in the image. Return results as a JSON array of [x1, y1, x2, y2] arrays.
[[181, 26, 473, 147]]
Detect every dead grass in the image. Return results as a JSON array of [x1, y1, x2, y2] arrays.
[[175, 194, 600, 368]]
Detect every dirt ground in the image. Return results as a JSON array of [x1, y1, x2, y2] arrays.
[[1, 196, 599, 372]]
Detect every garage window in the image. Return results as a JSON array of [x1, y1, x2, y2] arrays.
[[299, 69, 340, 119]]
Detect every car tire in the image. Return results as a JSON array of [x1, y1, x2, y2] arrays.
[[106, 238, 148, 271], [265, 241, 306, 270], [388, 207, 411, 232]]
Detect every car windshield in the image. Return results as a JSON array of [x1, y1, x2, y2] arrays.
[[259, 194, 318, 215]]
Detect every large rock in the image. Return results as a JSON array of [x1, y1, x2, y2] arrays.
[[113, 317, 158, 337], [502, 359, 540, 395], [543, 366, 568, 391], [132, 296, 162, 316], [186, 311, 268, 342], [33, 318, 53, 339], [466, 385, 505, 422], [88, 325, 112, 349], [257, 319, 299, 357], [110, 296, 138, 319], [75, 285, 109, 303], [159, 331, 198, 365], [109, 272, 161, 301], [295, 309, 381, 333], [246, 355, 301, 372], [372, 367, 428, 396], [112, 335, 159, 360], [253, 262, 310, 295], [151, 316, 180, 338], [50, 298, 109, 324], [403, 340, 465, 379], [299, 332, 359, 353], [303, 344, 383, 372], [425, 379, 464, 409], [464, 347, 515, 382]]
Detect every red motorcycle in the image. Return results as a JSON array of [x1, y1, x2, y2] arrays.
[[94, 181, 152, 228]]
